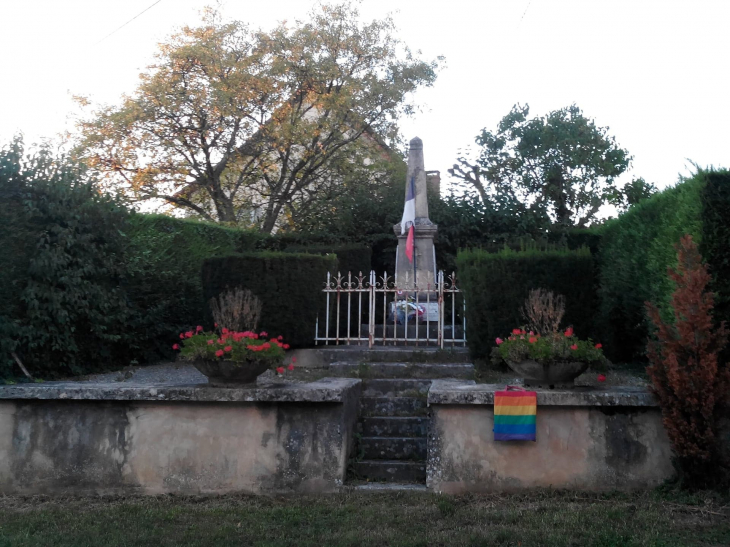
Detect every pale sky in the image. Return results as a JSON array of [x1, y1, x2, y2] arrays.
[[1, 0, 728, 194]]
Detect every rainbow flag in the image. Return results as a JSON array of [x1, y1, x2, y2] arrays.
[[494, 387, 537, 441]]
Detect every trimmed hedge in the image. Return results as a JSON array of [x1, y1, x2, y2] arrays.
[[282, 243, 372, 279], [201, 252, 337, 347], [457, 247, 597, 360], [596, 176, 704, 363], [700, 170, 730, 340]]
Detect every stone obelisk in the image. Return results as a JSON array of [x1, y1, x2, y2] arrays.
[[394, 137, 438, 291]]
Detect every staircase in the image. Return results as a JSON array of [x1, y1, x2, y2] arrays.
[[308, 346, 473, 487], [352, 379, 431, 484]]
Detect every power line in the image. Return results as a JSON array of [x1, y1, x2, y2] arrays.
[[516, 0, 533, 30], [94, 0, 165, 46]]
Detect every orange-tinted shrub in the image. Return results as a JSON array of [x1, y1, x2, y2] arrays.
[[646, 235, 730, 488]]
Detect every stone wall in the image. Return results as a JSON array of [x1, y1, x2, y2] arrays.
[[0, 378, 360, 495], [427, 381, 675, 493]]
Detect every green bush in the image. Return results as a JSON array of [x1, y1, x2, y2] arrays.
[[201, 252, 337, 347], [0, 139, 134, 378], [457, 247, 596, 360], [596, 176, 704, 363]]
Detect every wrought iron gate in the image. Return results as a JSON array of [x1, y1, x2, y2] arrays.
[[314, 271, 466, 348]]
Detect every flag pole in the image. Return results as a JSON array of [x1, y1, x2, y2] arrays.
[[412, 223, 417, 293]]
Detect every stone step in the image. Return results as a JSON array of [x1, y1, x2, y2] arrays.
[[330, 362, 474, 379], [315, 346, 471, 364], [362, 379, 431, 398], [360, 396, 427, 417], [351, 460, 426, 483], [352, 482, 428, 492], [359, 436, 427, 461], [358, 416, 429, 438]]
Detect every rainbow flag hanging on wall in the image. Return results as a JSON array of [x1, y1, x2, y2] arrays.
[[494, 386, 537, 441]]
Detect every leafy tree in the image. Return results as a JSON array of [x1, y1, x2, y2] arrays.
[[619, 177, 657, 211], [75, 2, 441, 233], [449, 104, 632, 228]]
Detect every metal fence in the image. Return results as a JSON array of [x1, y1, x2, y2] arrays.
[[314, 270, 466, 348]]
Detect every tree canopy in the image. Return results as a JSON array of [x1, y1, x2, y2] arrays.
[[75, 2, 441, 233], [449, 104, 632, 228]]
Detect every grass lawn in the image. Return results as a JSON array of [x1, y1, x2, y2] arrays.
[[0, 489, 728, 547]]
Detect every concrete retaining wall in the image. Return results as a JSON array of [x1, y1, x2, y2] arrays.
[[427, 382, 675, 493], [0, 378, 361, 495]]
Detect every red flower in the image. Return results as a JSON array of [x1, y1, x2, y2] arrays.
[[529, 337, 537, 344], [564, 327, 574, 337], [597, 374, 606, 382], [218, 338, 225, 345], [512, 328, 521, 335], [495, 337, 503, 345], [185, 331, 194, 338], [570, 344, 578, 350], [260, 331, 268, 337], [172, 343, 180, 350], [196, 325, 203, 333], [291, 357, 297, 364], [222, 328, 229, 335], [595, 343, 603, 349], [214, 323, 218, 328], [283, 344, 290, 349], [207, 340, 214, 345], [276, 367, 284, 375], [277, 335, 283, 341], [179, 333, 185, 340], [215, 349, 224, 357], [262, 343, 271, 349], [224, 345, 232, 352], [288, 363, 295, 371]]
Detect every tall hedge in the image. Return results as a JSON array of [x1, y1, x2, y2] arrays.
[[596, 176, 704, 363], [700, 170, 730, 339], [201, 252, 337, 347], [123, 214, 268, 357], [457, 247, 596, 359], [282, 243, 372, 279]]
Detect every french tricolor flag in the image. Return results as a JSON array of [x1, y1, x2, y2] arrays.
[[400, 175, 416, 263]]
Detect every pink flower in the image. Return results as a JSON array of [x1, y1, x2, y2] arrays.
[[276, 367, 284, 375], [185, 331, 193, 338], [529, 331, 534, 336], [196, 325, 203, 333], [570, 344, 578, 351], [288, 363, 295, 371], [512, 328, 521, 335], [179, 333, 185, 340], [222, 328, 229, 335], [262, 343, 271, 349], [291, 357, 297, 364], [224, 345, 232, 352], [597, 374, 606, 382], [564, 327, 574, 337], [595, 343, 603, 349], [172, 344, 180, 350], [207, 340, 214, 345], [260, 331, 268, 337], [283, 344, 290, 349], [215, 349, 224, 357], [214, 323, 218, 328], [495, 338, 503, 345]]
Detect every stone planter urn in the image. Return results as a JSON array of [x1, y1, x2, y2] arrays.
[[193, 359, 272, 385], [506, 359, 589, 388]]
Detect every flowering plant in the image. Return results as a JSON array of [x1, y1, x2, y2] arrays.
[[496, 327, 605, 369], [174, 326, 295, 374]]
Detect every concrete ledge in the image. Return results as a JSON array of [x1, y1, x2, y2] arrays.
[[0, 378, 361, 496], [426, 381, 671, 493], [428, 381, 657, 407], [0, 378, 359, 403]]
